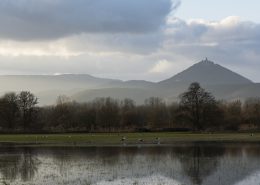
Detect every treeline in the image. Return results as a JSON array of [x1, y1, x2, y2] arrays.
[[0, 83, 260, 133]]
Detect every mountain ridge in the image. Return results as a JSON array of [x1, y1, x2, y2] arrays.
[[0, 59, 258, 105], [0, 59, 253, 85]]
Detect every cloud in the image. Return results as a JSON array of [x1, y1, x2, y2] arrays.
[[0, 0, 174, 40], [0, 40, 82, 58], [0, 7, 260, 83], [149, 60, 173, 73], [164, 16, 260, 50]]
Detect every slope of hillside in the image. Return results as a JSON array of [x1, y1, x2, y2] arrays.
[[158, 58, 252, 86], [0, 74, 122, 92], [0, 59, 259, 105]]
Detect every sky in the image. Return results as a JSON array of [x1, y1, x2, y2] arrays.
[[176, 0, 260, 23], [0, 0, 259, 82]]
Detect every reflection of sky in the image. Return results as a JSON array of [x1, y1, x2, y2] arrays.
[[203, 154, 260, 185], [0, 145, 260, 185], [30, 153, 192, 185], [96, 175, 181, 185], [235, 171, 260, 185]]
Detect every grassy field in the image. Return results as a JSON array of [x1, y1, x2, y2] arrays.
[[0, 132, 260, 146]]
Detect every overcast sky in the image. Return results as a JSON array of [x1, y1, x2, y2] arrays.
[[0, 0, 259, 82]]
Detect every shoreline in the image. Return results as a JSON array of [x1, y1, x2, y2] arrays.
[[0, 132, 259, 147]]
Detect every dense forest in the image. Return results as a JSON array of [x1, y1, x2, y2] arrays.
[[0, 82, 259, 133]]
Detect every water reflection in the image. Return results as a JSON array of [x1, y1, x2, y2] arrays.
[[0, 147, 39, 182], [174, 144, 225, 185], [0, 143, 259, 185]]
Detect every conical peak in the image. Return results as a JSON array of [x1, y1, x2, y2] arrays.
[[159, 58, 252, 85]]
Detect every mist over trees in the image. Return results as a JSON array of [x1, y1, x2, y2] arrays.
[[0, 83, 259, 133]]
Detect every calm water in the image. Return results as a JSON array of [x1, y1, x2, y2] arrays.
[[0, 143, 260, 185]]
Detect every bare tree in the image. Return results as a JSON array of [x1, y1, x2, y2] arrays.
[[179, 82, 217, 131], [222, 100, 242, 130], [51, 95, 76, 131], [120, 98, 137, 130], [144, 97, 169, 129], [18, 91, 38, 131], [244, 98, 260, 128], [0, 93, 19, 131], [94, 97, 120, 131]]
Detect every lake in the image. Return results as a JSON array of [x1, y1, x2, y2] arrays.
[[0, 143, 260, 185]]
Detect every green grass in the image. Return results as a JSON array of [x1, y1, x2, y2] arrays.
[[0, 132, 260, 146]]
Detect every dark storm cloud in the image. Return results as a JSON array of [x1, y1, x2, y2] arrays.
[[0, 0, 174, 40]]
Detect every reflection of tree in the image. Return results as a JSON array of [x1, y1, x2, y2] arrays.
[[0, 148, 20, 181], [1, 144, 259, 185], [50, 147, 75, 174], [0, 147, 39, 182], [20, 148, 39, 181], [51, 147, 136, 172], [210, 144, 260, 185], [176, 143, 225, 185]]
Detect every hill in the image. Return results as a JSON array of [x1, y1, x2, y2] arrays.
[[158, 58, 252, 86], [0, 59, 258, 105]]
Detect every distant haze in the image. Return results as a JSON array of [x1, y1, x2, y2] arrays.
[[0, 59, 259, 105]]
